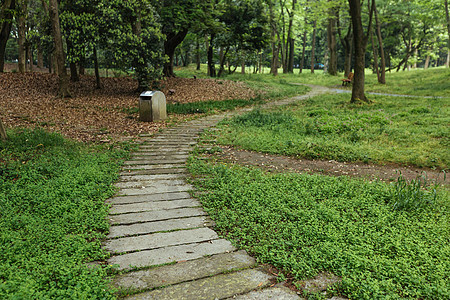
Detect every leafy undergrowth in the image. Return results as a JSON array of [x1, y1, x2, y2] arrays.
[[0, 129, 132, 298], [188, 156, 450, 299], [215, 93, 449, 170]]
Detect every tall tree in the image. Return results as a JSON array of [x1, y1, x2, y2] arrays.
[[348, 0, 374, 103], [310, 19, 317, 73], [373, 1, 385, 83], [445, 0, 450, 67], [286, 0, 297, 73], [48, 0, 70, 97], [337, 9, 353, 77], [327, 3, 338, 75], [17, 0, 28, 73], [0, 0, 15, 72], [157, 0, 207, 77]]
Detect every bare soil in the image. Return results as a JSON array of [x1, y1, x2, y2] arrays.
[[212, 146, 448, 186]]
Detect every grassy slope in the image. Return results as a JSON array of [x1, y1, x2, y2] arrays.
[[0, 129, 132, 298], [214, 92, 449, 170], [188, 157, 450, 299]]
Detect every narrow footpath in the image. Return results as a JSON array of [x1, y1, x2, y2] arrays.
[[104, 87, 329, 299]]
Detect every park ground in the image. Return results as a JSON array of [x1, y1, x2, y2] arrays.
[[0, 65, 449, 299]]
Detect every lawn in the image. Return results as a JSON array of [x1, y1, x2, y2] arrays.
[[177, 64, 450, 98], [188, 155, 450, 299], [0, 129, 132, 298], [212, 93, 449, 170]]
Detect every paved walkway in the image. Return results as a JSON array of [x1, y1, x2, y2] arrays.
[[105, 87, 328, 299]]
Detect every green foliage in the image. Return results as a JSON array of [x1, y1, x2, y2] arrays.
[[188, 157, 450, 299], [167, 97, 264, 115], [0, 128, 131, 298], [215, 93, 449, 169], [389, 173, 441, 211]]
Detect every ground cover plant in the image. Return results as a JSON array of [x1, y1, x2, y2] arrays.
[[0, 128, 132, 298], [214, 93, 449, 170], [188, 156, 450, 299]]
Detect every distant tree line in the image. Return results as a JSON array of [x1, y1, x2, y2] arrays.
[[0, 0, 449, 100]]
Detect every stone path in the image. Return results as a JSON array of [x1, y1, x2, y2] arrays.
[[105, 87, 329, 299]]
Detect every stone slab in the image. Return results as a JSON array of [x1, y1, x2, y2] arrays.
[[115, 179, 186, 189], [113, 250, 255, 291], [140, 141, 197, 146], [117, 184, 192, 196], [109, 207, 207, 225], [105, 228, 218, 254], [110, 198, 200, 215], [124, 268, 272, 300], [120, 168, 187, 176], [107, 216, 213, 239], [131, 152, 189, 158], [131, 155, 189, 161], [119, 174, 186, 182], [124, 159, 186, 166], [107, 192, 191, 205], [108, 239, 236, 270], [230, 285, 302, 299], [122, 164, 185, 170]]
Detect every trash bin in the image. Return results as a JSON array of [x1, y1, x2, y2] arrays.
[[139, 91, 167, 122]]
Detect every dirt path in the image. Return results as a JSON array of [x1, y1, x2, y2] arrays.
[[209, 83, 448, 186], [211, 146, 448, 186]]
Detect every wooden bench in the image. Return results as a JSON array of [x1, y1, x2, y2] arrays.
[[341, 72, 354, 86]]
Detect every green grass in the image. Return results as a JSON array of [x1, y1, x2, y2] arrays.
[[213, 93, 449, 170], [0, 129, 132, 298], [176, 64, 450, 98], [167, 97, 265, 115], [188, 156, 450, 299]]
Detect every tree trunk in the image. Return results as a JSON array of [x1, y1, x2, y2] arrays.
[[337, 10, 353, 77], [28, 43, 33, 72], [196, 37, 201, 70], [37, 41, 43, 68], [78, 55, 85, 75], [280, 0, 287, 73], [348, 0, 374, 103], [445, 0, 450, 67], [49, 0, 70, 98], [286, 0, 296, 73], [207, 34, 216, 77], [374, 4, 385, 83], [268, 0, 278, 76], [0, 0, 15, 73], [217, 47, 229, 77], [259, 51, 263, 73], [18, 0, 27, 73], [93, 46, 101, 89], [0, 118, 7, 140], [163, 29, 189, 77], [241, 50, 245, 74], [424, 54, 430, 69], [327, 7, 338, 75], [413, 48, 418, 69], [310, 20, 317, 73], [299, 29, 307, 74], [66, 39, 79, 82], [48, 53, 52, 73], [370, 29, 379, 78]]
